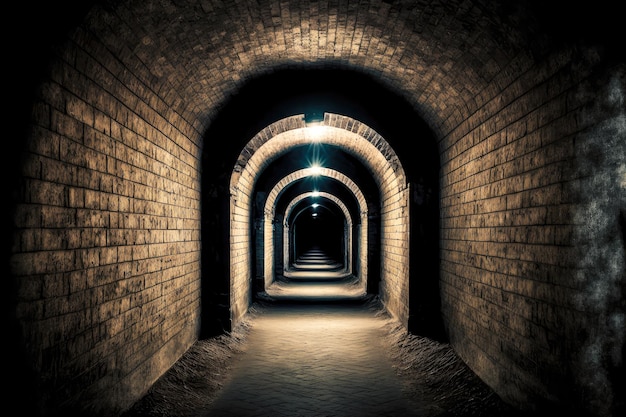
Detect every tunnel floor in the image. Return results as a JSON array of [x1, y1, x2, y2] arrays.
[[203, 294, 419, 416], [123, 249, 529, 417]]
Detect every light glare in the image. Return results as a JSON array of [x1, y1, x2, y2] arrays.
[[306, 125, 328, 140], [308, 164, 322, 176]]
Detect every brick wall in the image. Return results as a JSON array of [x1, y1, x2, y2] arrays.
[[379, 187, 412, 324], [439, 45, 625, 415], [11, 30, 202, 415]]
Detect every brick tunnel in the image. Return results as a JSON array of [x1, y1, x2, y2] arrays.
[[4, 1, 624, 416]]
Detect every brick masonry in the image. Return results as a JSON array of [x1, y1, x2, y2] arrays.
[[7, 1, 624, 417]]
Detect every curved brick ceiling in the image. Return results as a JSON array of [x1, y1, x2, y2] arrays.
[[65, 0, 546, 137], [265, 167, 368, 217], [285, 192, 352, 228], [15, 0, 619, 147], [235, 114, 395, 222]]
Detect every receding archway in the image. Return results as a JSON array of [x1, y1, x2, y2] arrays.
[[284, 192, 355, 278], [289, 202, 345, 269], [263, 168, 367, 291], [229, 113, 412, 328]]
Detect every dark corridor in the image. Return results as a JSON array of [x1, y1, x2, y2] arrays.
[[6, 2, 624, 417]]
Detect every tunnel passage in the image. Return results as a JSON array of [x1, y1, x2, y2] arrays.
[[225, 112, 440, 333], [201, 68, 441, 339], [290, 202, 345, 268], [286, 194, 352, 275], [257, 145, 370, 287], [8, 2, 624, 417], [261, 143, 369, 278], [262, 167, 368, 296]]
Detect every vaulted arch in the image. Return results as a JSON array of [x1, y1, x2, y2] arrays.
[[229, 113, 409, 326], [263, 169, 367, 290], [283, 192, 355, 278]]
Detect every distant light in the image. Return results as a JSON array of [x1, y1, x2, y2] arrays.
[[311, 190, 320, 197], [311, 203, 319, 208], [312, 213, 318, 218], [308, 164, 322, 176]]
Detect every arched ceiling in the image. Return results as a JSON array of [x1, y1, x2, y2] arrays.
[[13, 0, 621, 153], [205, 68, 439, 193], [286, 192, 352, 229], [255, 143, 372, 192], [10, 1, 525, 137], [265, 167, 367, 219], [271, 173, 365, 223], [253, 139, 379, 219]]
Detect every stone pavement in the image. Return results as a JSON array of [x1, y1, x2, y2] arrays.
[[201, 249, 423, 417]]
